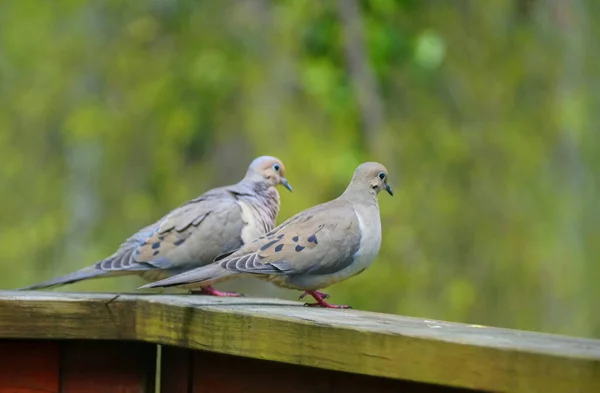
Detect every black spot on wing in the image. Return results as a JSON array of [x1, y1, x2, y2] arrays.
[[292, 236, 299, 242], [152, 242, 160, 249], [153, 250, 160, 256], [173, 238, 186, 246], [260, 239, 280, 251], [307, 235, 318, 244], [274, 244, 283, 252], [295, 245, 305, 252], [277, 234, 284, 239]]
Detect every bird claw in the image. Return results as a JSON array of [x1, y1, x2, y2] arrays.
[[299, 290, 329, 300], [300, 290, 351, 308]]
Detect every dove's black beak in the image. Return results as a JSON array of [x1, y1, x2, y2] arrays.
[[281, 178, 293, 192], [385, 183, 393, 196]]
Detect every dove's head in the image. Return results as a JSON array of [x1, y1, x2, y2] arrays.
[[246, 156, 292, 192], [349, 162, 393, 197]]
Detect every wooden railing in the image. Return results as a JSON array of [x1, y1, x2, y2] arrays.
[[0, 291, 598, 392]]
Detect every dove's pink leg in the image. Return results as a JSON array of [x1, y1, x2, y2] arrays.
[[302, 290, 352, 309], [190, 285, 244, 297], [299, 290, 329, 299]]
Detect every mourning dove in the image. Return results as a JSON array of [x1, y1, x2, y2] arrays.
[[140, 162, 392, 308], [19, 156, 292, 296]]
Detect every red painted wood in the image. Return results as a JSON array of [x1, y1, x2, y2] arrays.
[[59, 341, 156, 393], [160, 346, 192, 393], [0, 340, 60, 393], [190, 350, 476, 393]]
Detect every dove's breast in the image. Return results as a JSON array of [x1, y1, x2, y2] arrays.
[[237, 187, 280, 245], [352, 204, 382, 266], [238, 200, 269, 245]]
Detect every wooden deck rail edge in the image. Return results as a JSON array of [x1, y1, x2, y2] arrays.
[[0, 291, 598, 392]]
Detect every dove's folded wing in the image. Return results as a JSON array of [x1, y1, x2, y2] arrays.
[[216, 201, 361, 276]]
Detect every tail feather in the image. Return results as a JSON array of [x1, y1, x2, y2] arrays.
[[17, 268, 107, 291], [140, 264, 237, 289]]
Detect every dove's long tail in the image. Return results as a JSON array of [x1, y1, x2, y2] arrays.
[[140, 264, 238, 289], [17, 267, 107, 290]]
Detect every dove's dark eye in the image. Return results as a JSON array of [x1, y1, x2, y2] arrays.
[[378, 172, 386, 180], [273, 163, 280, 171]]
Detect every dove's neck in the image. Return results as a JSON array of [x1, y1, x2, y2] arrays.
[[243, 169, 264, 182], [235, 179, 281, 237], [340, 182, 379, 207], [340, 186, 380, 230]]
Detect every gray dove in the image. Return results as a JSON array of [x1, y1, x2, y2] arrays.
[[19, 156, 292, 296], [140, 162, 392, 308]]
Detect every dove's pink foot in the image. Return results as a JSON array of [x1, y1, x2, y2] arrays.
[[302, 290, 352, 309], [190, 286, 244, 297], [299, 290, 329, 300]]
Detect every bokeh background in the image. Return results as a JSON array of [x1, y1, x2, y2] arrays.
[[1, 0, 598, 338]]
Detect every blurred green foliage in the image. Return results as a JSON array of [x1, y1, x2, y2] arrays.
[[1, 0, 598, 338]]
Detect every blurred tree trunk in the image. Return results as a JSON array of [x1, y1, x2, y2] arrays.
[[535, 0, 589, 332], [237, 0, 297, 146], [337, 0, 385, 153]]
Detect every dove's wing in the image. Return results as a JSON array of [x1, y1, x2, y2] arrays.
[[18, 191, 245, 290], [214, 199, 361, 276]]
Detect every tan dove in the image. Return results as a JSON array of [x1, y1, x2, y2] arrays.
[[19, 156, 292, 296], [140, 162, 392, 308]]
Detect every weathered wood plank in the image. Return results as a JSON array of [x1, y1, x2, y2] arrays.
[[0, 292, 134, 340], [0, 291, 599, 393], [59, 340, 156, 393], [0, 340, 60, 393]]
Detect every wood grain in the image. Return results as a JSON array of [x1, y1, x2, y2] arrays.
[[0, 291, 599, 393]]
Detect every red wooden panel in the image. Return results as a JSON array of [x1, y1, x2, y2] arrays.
[[189, 350, 477, 393], [59, 341, 156, 393], [0, 340, 60, 393], [160, 346, 192, 393]]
